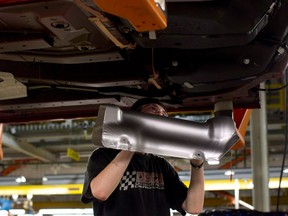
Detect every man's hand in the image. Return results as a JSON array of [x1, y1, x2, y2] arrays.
[[190, 159, 204, 170]]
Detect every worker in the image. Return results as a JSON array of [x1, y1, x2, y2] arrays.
[[81, 98, 205, 216]]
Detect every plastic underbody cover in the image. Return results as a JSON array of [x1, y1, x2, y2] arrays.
[[92, 105, 240, 162]]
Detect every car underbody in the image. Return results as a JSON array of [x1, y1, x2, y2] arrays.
[[0, 0, 287, 123]]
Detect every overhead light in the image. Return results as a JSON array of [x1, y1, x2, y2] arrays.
[[238, 200, 254, 210], [39, 208, 93, 215], [207, 160, 220, 165], [15, 176, 26, 183], [247, 182, 254, 189], [27, 194, 33, 200], [15, 214, 34, 216], [224, 170, 235, 176], [0, 210, 8, 216], [52, 215, 92, 216], [9, 209, 25, 215], [12, 194, 18, 201], [283, 168, 288, 174], [0, 72, 27, 100]]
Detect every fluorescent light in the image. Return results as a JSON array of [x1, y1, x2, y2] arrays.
[[9, 209, 25, 215], [18, 214, 34, 216], [12, 194, 18, 200], [15, 176, 26, 183], [0, 210, 8, 216], [27, 194, 33, 200], [224, 170, 235, 176], [207, 160, 220, 165], [39, 208, 93, 215], [248, 182, 254, 189], [239, 200, 254, 210], [283, 168, 288, 174], [53, 215, 93, 216]]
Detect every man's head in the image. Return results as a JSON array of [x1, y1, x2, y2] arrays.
[[131, 98, 168, 117]]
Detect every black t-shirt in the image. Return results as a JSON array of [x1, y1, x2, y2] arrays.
[[81, 147, 187, 216]]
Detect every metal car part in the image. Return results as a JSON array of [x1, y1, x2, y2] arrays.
[[0, 72, 27, 100], [92, 0, 167, 32], [92, 105, 240, 163], [0, 0, 286, 123], [0, 0, 128, 63]]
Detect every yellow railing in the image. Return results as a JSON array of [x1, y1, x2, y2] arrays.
[[1, 178, 287, 195]]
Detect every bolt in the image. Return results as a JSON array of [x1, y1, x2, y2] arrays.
[[172, 61, 178, 66], [122, 28, 130, 34], [277, 46, 285, 55], [243, 58, 250, 65]]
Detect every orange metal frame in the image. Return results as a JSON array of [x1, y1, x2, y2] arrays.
[[93, 0, 167, 32], [232, 109, 252, 150]]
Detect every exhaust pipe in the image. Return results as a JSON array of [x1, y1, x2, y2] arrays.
[[92, 105, 239, 163]]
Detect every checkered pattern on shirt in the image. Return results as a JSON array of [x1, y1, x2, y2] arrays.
[[119, 171, 136, 191]]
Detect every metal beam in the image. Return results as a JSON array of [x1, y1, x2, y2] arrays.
[[250, 82, 270, 212], [2, 132, 57, 162]]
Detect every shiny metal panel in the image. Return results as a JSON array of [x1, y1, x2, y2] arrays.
[[92, 105, 239, 162]]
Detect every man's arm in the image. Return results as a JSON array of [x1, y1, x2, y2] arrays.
[[182, 159, 205, 214], [90, 150, 134, 201]]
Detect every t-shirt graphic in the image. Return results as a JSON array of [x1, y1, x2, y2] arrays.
[[119, 171, 164, 191]]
